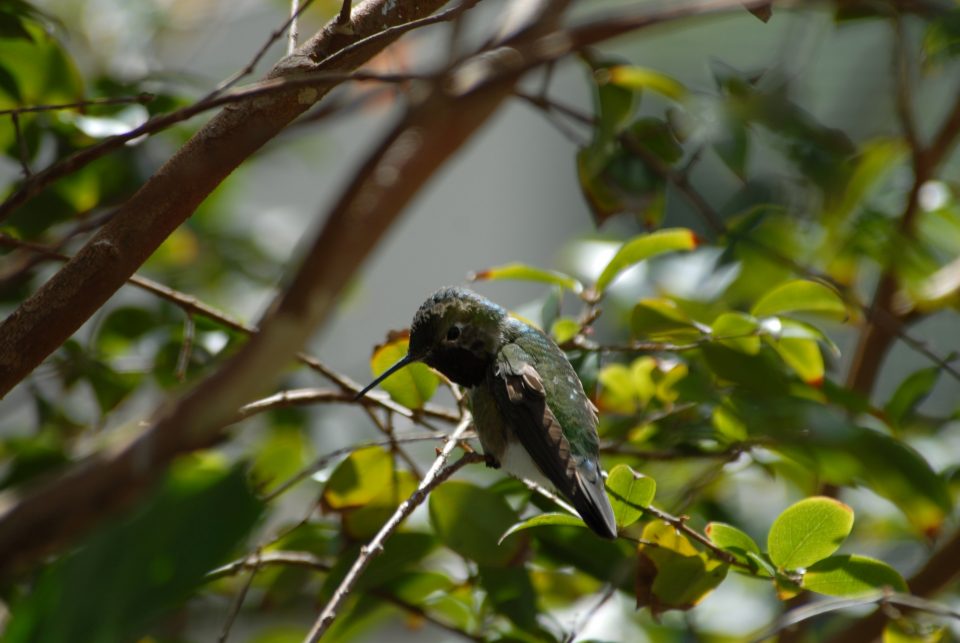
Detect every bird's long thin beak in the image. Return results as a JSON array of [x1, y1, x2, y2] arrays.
[[354, 354, 415, 400]]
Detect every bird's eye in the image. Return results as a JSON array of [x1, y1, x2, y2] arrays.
[[446, 325, 461, 341]]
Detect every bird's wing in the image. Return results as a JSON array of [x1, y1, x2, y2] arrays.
[[491, 342, 617, 539]]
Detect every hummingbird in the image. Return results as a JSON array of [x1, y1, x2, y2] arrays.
[[356, 287, 618, 539]]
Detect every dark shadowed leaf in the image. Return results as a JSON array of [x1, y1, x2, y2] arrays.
[[429, 481, 524, 567], [5, 457, 262, 643]]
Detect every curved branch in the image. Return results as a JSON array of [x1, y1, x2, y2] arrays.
[[0, 0, 463, 398]]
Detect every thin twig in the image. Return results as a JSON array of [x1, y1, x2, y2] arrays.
[[206, 550, 482, 641], [207, 550, 331, 581], [217, 551, 261, 643], [175, 314, 196, 382], [754, 591, 960, 643], [212, 0, 317, 95], [305, 417, 480, 641], [11, 113, 30, 178], [0, 93, 155, 116], [643, 506, 747, 570], [563, 583, 617, 643], [289, 0, 301, 54], [0, 233, 460, 426], [316, 0, 482, 70], [263, 431, 455, 501]]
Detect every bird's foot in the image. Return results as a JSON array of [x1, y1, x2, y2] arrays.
[[484, 454, 501, 469]]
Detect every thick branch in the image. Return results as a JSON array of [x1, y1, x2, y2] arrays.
[[0, 0, 457, 398]]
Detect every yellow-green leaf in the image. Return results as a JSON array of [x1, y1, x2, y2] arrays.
[[370, 336, 439, 409], [630, 298, 702, 340], [606, 464, 655, 528], [551, 317, 581, 344], [766, 335, 824, 386], [470, 262, 583, 293], [322, 447, 392, 511], [605, 66, 688, 101], [596, 229, 699, 292], [637, 521, 728, 615], [767, 497, 854, 571], [802, 554, 907, 597], [705, 522, 762, 567], [711, 312, 761, 354], [752, 280, 847, 319]]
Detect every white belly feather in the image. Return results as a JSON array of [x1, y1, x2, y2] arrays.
[[500, 441, 553, 490]]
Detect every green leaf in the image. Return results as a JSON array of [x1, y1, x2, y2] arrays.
[[322, 446, 392, 511], [801, 554, 908, 597], [478, 565, 539, 630], [606, 464, 655, 529], [319, 532, 437, 600], [767, 497, 854, 571], [705, 522, 762, 567], [470, 262, 583, 293], [6, 458, 262, 643], [370, 335, 439, 409], [846, 429, 951, 536], [710, 312, 761, 354], [604, 66, 688, 101], [550, 317, 581, 344], [752, 280, 847, 319], [596, 229, 698, 291], [429, 481, 524, 567], [636, 521, 728, 616], [885, 367, 939, 426], [499, 512, 587, 544], [252, 426, 310, 490], [764, 334, 825, 386], [598, 363, 638, 415], [630, 298, 702, 340]]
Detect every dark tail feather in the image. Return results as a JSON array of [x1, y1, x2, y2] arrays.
[[572, 468, 618, 539]]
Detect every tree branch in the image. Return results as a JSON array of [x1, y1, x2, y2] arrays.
[[0, 0, 464, 398], [305, 417, 481, 641]]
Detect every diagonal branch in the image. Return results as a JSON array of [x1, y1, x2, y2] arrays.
[[305, 417, 481, 641], [0, 0, 465, 398]]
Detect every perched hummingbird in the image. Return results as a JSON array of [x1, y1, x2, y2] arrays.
[[356, 287, 618, 539]]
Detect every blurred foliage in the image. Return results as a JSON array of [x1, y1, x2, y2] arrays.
[[1, 1, 960, 642]]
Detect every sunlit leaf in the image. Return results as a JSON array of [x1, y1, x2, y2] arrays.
[[705, 522, 762, 567], [596, 229, 698, 291], [801, 554, 907, 597], [606, 464, 655, 529], [764, 334, 824, 386], [604, 66, 688, 100], [370, 334, 439, 409], [636, 521, 728, 615], [470, 262, 583, 293], [767, 497, 853, 571], [322, 446, 392, 511], [630, 298, 702, 340], [598, 363, 638, 415], [711, 312, 761, 354], [752, 280, 847, 319], [550, 317, 581, 344], [499, 512, 587, 544]]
